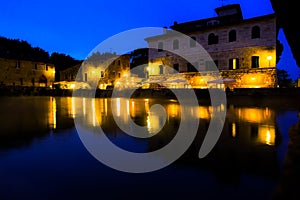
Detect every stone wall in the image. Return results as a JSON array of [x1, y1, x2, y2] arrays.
[[0, 57, 55, 87], [147, 68, 277, 89]]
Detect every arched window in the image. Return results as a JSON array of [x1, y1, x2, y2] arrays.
[[208, 33, 218, 45], [158, 42, 163, 52], [251, 26, 260, 39], [229, 30, 236, 42], [173, 39, 179, 50], [190, 36, 196, 48]]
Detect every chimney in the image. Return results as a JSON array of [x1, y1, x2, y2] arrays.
[[163, 26, 168, 34]]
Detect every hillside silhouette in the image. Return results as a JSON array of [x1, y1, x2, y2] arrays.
[[0, 36, 82, 81]]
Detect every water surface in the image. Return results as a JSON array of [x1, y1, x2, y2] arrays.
[[0, 96, 298, 199]]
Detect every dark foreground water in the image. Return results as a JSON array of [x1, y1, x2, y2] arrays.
[[0, 96, 299, 200]]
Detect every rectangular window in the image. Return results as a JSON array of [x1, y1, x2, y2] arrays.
[[46, 65, 48, 71], [84, 73, 88, 82], [100, 71, 104, 78], [251, 56, 259, 68], [229, 58, 239, 70]]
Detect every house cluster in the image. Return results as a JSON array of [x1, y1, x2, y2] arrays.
[[144, 4, 277, 89], [1, 4, 278, 90], [61, 3, 277, 90], [0, 57, 55, 87]]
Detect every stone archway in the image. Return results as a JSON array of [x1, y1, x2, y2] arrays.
[[39, 75, 47, 87]]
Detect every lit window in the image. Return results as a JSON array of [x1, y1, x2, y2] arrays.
[[229, 58, 239, 70]]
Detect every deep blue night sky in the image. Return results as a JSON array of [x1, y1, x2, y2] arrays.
[[0, 0, 299, 80]]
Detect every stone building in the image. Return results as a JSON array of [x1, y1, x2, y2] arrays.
[[60, 63, 82, 82], [80, 54, 131, 89], [0, 57, 55, 87], [144, 4, 277, 89]]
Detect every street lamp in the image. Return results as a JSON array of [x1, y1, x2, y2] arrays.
[[267, 56, 272, 67]]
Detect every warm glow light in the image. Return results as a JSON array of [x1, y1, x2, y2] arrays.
[[126, 100, 130, 115], [235, 107, 274, 123], [256, 125, 275, 145], [50, 97, 57, 129], [71, 97, 76, 118], [168, 104, 179, 117], [232, 123, 236, 138], [116, 98, 121, 117], [267, 56, 272, 61], [83, 98, 86, 116], [70, 84, 75, 89], [92, 98, 96, 126], [198, 106, 211, 119], [266, 130, 271, 145], [130, 100, 135, 117]]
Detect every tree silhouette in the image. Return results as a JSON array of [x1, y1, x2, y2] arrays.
[[277, 69, 293, 87]]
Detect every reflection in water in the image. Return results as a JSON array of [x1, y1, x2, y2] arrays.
[[72, 97, 277, 147], [0, 96, 74, 149], [0, 96, 294, 199]]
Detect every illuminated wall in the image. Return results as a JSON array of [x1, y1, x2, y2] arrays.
[[0, 57, 55, 87], [80, 55, 130, 89], [145, 7, 277, 89]]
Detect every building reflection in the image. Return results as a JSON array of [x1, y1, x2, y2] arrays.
[[72, 97, 278, 147], [0, 97, 74, 150], [0, 96, 281, 182]]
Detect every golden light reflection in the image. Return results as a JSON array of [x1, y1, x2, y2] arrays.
[[130, 100, 135, 117], [198, 106, 212, 119], [104, 98, 108, 116], [92, 98, 96, 127], [126, 100, 130, 115], [71, 97, 76, 118], [167, 104, 180, 118], [116, 98, 121, 117], [83, 98, 86, 116], [48, 96, 57, 129], [232, 122, 236, 138], [147, 112, 162, 134], [235, 107, 274, 123], [258, 125, 275, 146]]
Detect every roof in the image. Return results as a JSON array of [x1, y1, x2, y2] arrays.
[[144, 13, 275, 41]]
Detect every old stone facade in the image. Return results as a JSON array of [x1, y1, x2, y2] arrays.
[[0, 57, 55, 87], [81, 54, 131, 89], [60, 63, 82, 82], [144, 4, 277, 89]]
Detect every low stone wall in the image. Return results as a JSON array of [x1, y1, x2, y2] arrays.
[[147, 68, 277, 89]]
